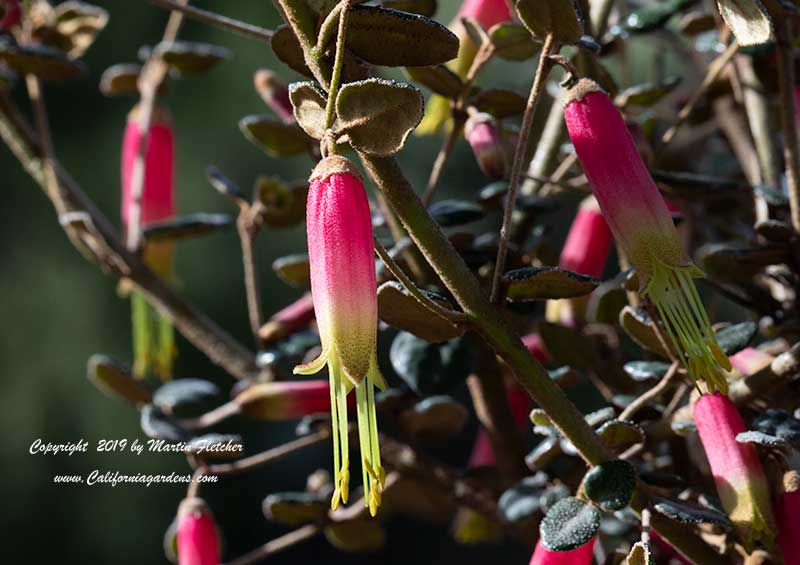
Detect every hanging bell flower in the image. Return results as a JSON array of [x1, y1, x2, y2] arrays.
[[121, 104, 177, 380], [529, 537, 596, 565], [294, 155, 386, 516], [177, 497, 220, 565], [564, 79, 731, 393], [694, 392, 776, 547]]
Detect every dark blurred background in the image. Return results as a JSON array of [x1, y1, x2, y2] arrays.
[[0, 1, 704, 563]]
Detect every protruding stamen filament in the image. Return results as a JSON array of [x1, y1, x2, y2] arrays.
[[357, 376, 384, 516], [644, 261, 731, 394], [328, 355, 351, 510]]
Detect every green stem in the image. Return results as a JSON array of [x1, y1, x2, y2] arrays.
[[322, 0, 352, 135], [489, 33, 555, 303]]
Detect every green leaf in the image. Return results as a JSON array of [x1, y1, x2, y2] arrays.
[[615, 76, 681, 107], [611, 0, 697, 36], [99, 63, 143, 97], [254, 176, 307, 228], [206, 165, 247, 204], [155, 41, 231, 74], [515, 0, 583, 44], [715, 321, 757, 355], [380, 0, 437, 17], [736, 430, 789, 447], [140, 405, 189, 442], [263, 492, 328, 526], [377, 281, 464, 343], [389, 333, 475, 395], [271, 25, 313, 78], [539, 497, 601, 551], [335, 78, 423, 156], [142, 214, 232, 242], [623, 360, 671, 382], [401, 396, 469, 438], [239, 115, 311, 157], [87, 354, 152, 405], [619, 306, 670, 358], [470, 88, 527, 118], [498, 474, 548, 523], [597, 420, 645, 452], [717, 0, 773, 46], [405, 65, 464, 97], [344, 5, 459, 67], [653, 498, 733, 527], [153, 379, 221, 417], [582, 460, 637, 512], [325, 520, 387, 551], [0, 40, 85, 81], [503, 266, 599, 301], [538, 321, 595, 370], [272, 254, 311, 288], [489, 23, 540, 61], [288, 81, 329, 139], [587, 282, 628, 324], [429, 199, 485, 227]]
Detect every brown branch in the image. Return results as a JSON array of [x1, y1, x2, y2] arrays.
[[776, 20, 800, 233], [618, 362, 681, 421], [237, 210, 264, 347], [224, 524, 321, 565], [145, 0, 274, 42], [0, 95, 259, 380]]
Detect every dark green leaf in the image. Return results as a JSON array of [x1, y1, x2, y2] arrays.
[[470, 88, 527, 118], [489, 22, 540, 61], [539, 497, 601, 551], [239, 115, 311, 157], [381, 0, 437, 17], [206, 165, 247, 204], [735, 430, 789, 447], [325, 520, 387, 551], [263, 492, 328, 526], [583, 460, 637, 512], [272, 254, 311, 288], [653, 498, 732, 526], [429, 199, 485, 227], [611, 0, 697, 36], [515, 0, 583, 43], [271, 25, 313, 78], [389, 333, 475, 395], [87, 354, 152, 404], [255, 177, 307, 228], [498, 473, 548, 523], [140, 404, 190, 442], [400, 396, 469, 438], [596, 420, 645, 451], [405, 65, 464, 97], [615, 76, 681, 107], [624, 360, 671, 382], [336, 78, 423, 156], [155, 41, 231, 74], [715, 321, 757, 355], [288, 81, 329, 140], [153, 379, 221, 417], [143, 214, 232, 242], [539, 321, 595, 370], [378, 281, 464, 342], [619, 306, 670, 358], [0, 40, 85, 81], [503, 266, 599, 301]]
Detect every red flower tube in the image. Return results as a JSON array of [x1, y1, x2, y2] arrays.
[[177, 498, 220, 565], [694, 392, 775, 547], [529, 538, 596, 565], [564, 79, 731, 393], [121, 104, 176, 380], [258, 293, 315, 344], [729, 347, 774, 377], [294, 156, 386, 516], [465, 111, 506, 179], [0, 0, 20, 29], [254, 69, 294, 124], [778, 472, 800, 565]]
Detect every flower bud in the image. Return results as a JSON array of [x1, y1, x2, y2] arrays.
[[565, 79, 730, 393], [177, 498, 220, 565], [730, 347, 774, 377], [694, 392, 776, 547], [0, 0, 20, 29], [465, 112, 506, 179], [235, 380, 338, 420], [258, 293, 315, 344], [254, 69, 294, 124], [529, 538, 595, 565]]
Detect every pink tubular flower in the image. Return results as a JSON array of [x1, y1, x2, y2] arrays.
[[0, 0, 20, 29], [294, 155, 386, 516], [465, 112, 506, 179], [122, 104, 176, 380], [254, 69, 294, 124], [236, 380, 337, 419], [565, 79, 731, 393], [258, 293, 315, 344], [777, 472, 800, 565], [522, 333, 550, 364], [730, 347, 774, 377], [177, 498, 220, 565], [559, 197, 612, 278], [694, 393, 776, 547], [530, 538, 596, 565]]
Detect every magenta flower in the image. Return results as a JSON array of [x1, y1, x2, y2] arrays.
[[529, 538, 595, 565], [730, 347, 774, 377], [777, 476, 800, 565], [237, 380, 338, 419], [294, 156, 386, 516], [694, 392, 776, 546], [0, 0, 20, 29], [564, 79, 731, 393], [121, 105, 176, 379], [254, 69, 294, 125], [177, 497, 220, 565], [259, 292, 315, 344], [522, 333, 550, 364], [465, 112, 506, 179]]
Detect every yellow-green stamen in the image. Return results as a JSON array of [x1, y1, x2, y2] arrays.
[[644, 260, 730, 394], [356, 374, 384, 516]]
